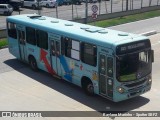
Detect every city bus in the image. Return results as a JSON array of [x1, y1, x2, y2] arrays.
[[7, 14, 154, 102]]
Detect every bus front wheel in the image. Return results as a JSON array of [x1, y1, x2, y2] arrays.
[[29, 56, 38, 71]]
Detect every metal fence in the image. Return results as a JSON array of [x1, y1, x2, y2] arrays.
[[7, 0, 160, 22], [0, 0, 160, 37]]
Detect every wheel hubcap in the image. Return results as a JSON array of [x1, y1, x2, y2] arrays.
[[31, 61, 35, 68], [87, 84, 94, 93]]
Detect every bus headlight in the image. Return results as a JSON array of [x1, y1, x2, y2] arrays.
[[148, 79, 152, 84], [147, 75, 152, 85], [117, 87, 125, 94]]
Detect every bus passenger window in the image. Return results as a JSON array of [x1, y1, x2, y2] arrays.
[[51, 41, 55, 56], [56, 41, 60, 56], [26, 27, 36, 45], [8, 22, 17, 39], [81, 42, 97, 66], [71, 40, 80, 60], [63, 37, 80, 60], [61, 37, 65, 55], [36, 30, 48, 50], [64, 37, 72, 58], [18, 30, 25, 45]]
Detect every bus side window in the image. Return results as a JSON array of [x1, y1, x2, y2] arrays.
[[64, 37, 72, 58], [36, 30, 48, 50], [18, 30, 25, 44], [81, 42, 97, 66], [56, 41, 60, 56], [51, 40, 55, 56], [7, 22, 17, 39], [26, 27, 36, 45], [62, 37, 80, 60], [61, 37, 65, 55]]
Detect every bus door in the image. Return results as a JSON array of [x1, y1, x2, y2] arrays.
[[50, 39, 62, 77], [17, 25, 27, 61], [99, 53, 113, 98]]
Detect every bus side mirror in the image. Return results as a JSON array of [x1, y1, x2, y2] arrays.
[[151, 50, 154, 63]]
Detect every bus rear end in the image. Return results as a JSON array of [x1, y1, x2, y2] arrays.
[[113, 39, 154, 102]]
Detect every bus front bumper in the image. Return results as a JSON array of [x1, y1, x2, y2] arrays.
[[113, 84, 151, 102]]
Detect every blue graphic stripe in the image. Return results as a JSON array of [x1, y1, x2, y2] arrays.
[[59, 56, 72, 81]]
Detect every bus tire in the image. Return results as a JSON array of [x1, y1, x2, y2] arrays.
[[81, 77, 94, 96], [29, 56, 38, 71]]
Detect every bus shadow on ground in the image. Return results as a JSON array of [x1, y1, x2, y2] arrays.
[[4, 59, 150, 114]]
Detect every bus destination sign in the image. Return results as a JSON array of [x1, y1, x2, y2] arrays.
[[116, 40, 151, 55]]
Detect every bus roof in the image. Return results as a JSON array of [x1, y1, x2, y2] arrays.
[[7, 14, 148, 48]]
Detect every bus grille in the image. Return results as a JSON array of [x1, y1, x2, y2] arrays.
[[130, 90, 142, 96], [128, 85, 144, 92], [125, 79, 146, 88]]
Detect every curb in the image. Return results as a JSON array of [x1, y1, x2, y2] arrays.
[[140, 30, 157, 36], [0, 45, 8, 50]]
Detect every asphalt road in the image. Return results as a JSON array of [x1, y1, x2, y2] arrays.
[[0, 18, 160, 120], [109, 16, 160, 34]]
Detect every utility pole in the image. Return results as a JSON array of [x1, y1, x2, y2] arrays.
[[149, 0, 152, 6], [126, 0, 128, 11], [56, 3, 58, 18], [85, 0, 88, 24], [122, 0, 124, 11], [141, 0, 143, 9], [111, 0, 113, 13], [37, 0, 41, 15], [157, 0, 159, 5], [37, 0, 39, 14], [104, 0, 108, 13], [72, 3, 73, 20], [98, 0, 101, 15]]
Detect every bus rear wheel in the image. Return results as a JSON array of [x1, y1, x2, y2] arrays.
[[82, 78, 94, 95], [29, 56, 38, 71], [86, 83, 94, 95]]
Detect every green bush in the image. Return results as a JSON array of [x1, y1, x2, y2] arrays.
[[0, 38, 8, 49], [91, 10, 160, 27]]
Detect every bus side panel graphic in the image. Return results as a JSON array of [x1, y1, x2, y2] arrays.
[[40, 48, 72, 82], [59, 55, 72, 82], [40, 49, 56, 75]]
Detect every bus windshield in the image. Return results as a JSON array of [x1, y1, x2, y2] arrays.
[[116, 50, 152, 82]]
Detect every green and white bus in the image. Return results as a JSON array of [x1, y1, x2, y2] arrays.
[[7, 14, 154, 102]]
